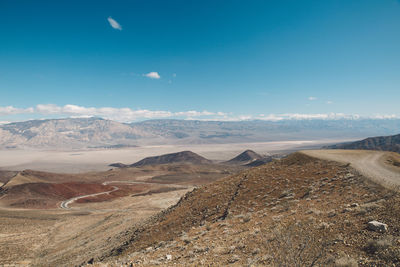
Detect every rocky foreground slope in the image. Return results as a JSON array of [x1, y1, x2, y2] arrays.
[[90, 153, 400, 266]]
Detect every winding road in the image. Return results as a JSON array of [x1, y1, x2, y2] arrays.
[[60, 186, 119, 209], [102, 180, 188, 188], [59, 181, 191, 210], [302, 149, 400, 189]]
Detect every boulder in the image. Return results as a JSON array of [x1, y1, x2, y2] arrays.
[[368, 220, 388, 233]]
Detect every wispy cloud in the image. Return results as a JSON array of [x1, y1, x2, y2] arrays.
[[326, 101, 333, 104], [3, 104, 225, 122], [256, 113, 361, 121], [107, 17, 122, 30], [0, 105, 398, 122], [144, 72, 161, 79], [370, 114, 398, 119], [0, 106, 34, 115], [308, 96, 317, 101]]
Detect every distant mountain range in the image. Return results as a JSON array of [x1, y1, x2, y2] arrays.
[[0, 117, 400, 149], [327, 133, 400, 153]]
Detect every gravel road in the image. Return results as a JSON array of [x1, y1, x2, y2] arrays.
[[60, 186, 119, 209], [302, 149, 400, 189]]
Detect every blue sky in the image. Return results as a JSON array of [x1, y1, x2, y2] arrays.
[[1, 0, 400, 122]]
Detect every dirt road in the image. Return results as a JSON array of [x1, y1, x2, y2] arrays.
[[59, 181, 191, 210], [302, 149, 400, 189], [102, 180, 190, 189], [60, 186, 119, 209]]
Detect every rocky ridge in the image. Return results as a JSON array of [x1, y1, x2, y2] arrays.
[[90, 153, 400, 266]]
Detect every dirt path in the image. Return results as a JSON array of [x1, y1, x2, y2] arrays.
[[60, 186, 119, 209], [59, 181, 191, 210], [302, 149, 400, 189], [102, 180, 189, 189]]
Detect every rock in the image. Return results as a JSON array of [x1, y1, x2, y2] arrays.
[[319, 222, 330, 230], [180, 235, 191, 244], [193, 245, 208, 253], [252, 248, 260, 255], [166, 254, 172, 260], [306, 208, 321, 215], [228, 254, 240, 263], [327, 210, 336, 217], [149, 260, 162, 265], [342, 208, 352, 213], [368, 221, 388, 233]]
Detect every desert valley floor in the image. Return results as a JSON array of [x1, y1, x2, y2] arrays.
[[0, 140, 345, 173], [1, 142, 400, 266]]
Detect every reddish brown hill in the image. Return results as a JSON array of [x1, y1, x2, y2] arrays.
[[1, 182, 114, 209]]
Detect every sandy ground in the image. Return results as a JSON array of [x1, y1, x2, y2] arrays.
[[0, 139, 347, 173], [0, 188, 190, 266], [302, 149, 400, 189]]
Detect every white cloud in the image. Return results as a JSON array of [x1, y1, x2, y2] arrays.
[[370, 114, 398, 119], [32, 105, 223, 122], [144, 72, 161, 79], [256, 113, 363, 121], [107, 17, 122, 30], [0, 105, 398, 122], [0, 106, 34, 115], [175, 110, 221, 117], [308, 96, 317, 101], [36, 104, 62, 114], [326, 101, 333, 104], [172, 73, 177, 77]]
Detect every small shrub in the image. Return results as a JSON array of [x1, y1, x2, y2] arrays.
[[365, 236, 393, 254]]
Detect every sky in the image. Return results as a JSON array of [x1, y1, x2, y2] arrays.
[[1, 0, 400, 123]]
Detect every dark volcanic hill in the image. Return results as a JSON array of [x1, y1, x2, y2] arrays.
[[225, 150, 263, 165], [244, 157, 273, 167], [130, 151, 213, 167], [327, 133, 400, 153], [109, 163, 128, 168]]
